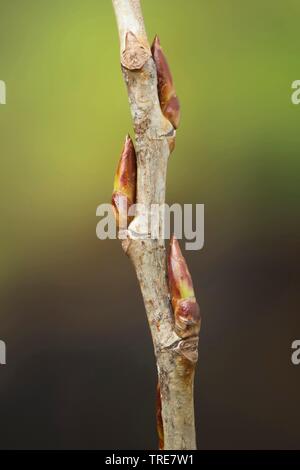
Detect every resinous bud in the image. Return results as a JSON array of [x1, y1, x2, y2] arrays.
[[168, 235, 201, 338], [112, 135, 137, 228], [151, 35, 181, 129]]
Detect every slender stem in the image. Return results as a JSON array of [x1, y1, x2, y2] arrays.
[[112, 0, 198, 450]]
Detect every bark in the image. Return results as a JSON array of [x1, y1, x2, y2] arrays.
[[112, 0, 198, 450]]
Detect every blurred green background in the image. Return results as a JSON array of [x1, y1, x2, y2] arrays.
[[0, 0, 299, 449]]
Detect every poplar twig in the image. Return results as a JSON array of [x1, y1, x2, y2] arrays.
[[111, 0, 201, 450]]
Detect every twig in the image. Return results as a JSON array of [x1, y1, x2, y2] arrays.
[[111, 0, 201, 450]]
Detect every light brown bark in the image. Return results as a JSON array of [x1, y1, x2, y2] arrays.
[[112, 0, 198, 450]]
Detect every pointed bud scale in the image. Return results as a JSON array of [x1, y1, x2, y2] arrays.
[[151, 35, 180, 129], [112, 135, 137, 228], [168, 235, 201, 338], [156, 383, 164, 450], [113, 135, 136, 200], [168, 235, 194, 301]]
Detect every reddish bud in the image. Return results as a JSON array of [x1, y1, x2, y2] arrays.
[[156, 383, 164, 450], [151, 35, 180, 129], [168, 235, 201, 338], [112, 135, 137, 228]]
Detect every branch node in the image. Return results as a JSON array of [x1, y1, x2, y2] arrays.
[[121, 32, 151, 70]]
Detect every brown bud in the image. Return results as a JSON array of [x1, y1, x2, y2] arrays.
[[112, 135, 137, 228], [156, 383, 164, 450], [168, 235, 201, 338], [151, 35, 180, 129]]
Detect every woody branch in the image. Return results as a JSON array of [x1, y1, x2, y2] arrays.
[[111, 0, 201, 450]]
